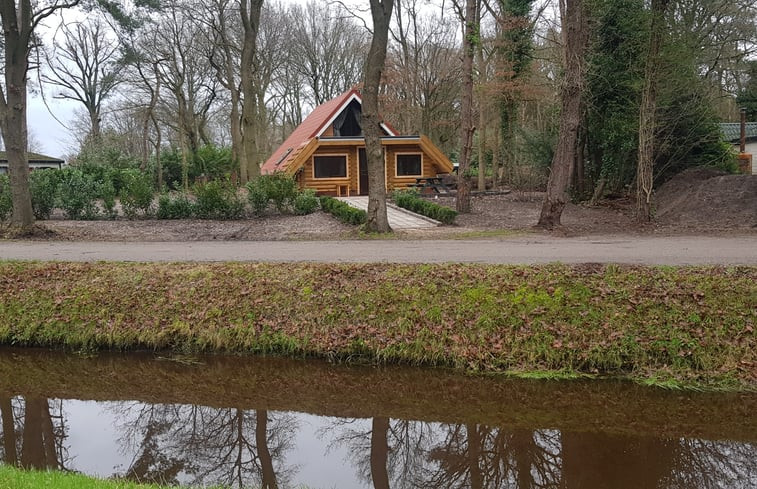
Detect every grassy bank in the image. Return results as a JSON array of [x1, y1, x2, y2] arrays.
[[0, 262, 754, 390], [0, 465, 170, 489]]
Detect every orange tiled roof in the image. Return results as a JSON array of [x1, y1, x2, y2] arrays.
[[261, 88, 400, 174]]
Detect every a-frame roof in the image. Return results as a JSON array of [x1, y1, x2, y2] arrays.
[[262, 88, 398, 174]]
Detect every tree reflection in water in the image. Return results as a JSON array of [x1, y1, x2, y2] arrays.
[[108, 402, 297, 488], [324, 417, 437, 488], [1, 395, 755, 488], [421, 425, 561, 489], [0, 396, 69, 470]]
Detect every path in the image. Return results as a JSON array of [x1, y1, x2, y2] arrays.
[[1, 235, 756, 265], [338, 196, 439, 229]]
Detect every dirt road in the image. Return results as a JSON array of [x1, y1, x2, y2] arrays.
[[1, 235, 756, 265]]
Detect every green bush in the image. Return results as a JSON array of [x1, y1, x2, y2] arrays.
[[0, 174, 11, 221], [246, 179, 270, 215], [57, 168, 100, 220], [157, 192, 195, 219], [119, 170, 154, 219], [193, 180, 244, 219], [293, 189, 319, 215], [392, 189, 457, 224], [99, 179, 118, 220], [247, 173, 299, 212], [29, 170, 60, 220], [319, 196, 366, 225]]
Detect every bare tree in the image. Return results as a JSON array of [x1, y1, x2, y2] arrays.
[[363, 0, 395, 233], [455, 0, 478, 213], [636, 0, 670, 222], [536, 0, 588, 229], [239, 0, 264, 182], [0, 0, 81, 231], [290, 1, 367, 107], [42, 17, 122, 142]]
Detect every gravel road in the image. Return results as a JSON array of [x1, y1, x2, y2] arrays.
[[1, 235, 756, 265]]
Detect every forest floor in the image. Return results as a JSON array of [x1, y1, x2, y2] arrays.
[[7, 167, 757, 241]]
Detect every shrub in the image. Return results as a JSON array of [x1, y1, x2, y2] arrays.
[[157, 192, 195, 219], [392, 189, 457, 224], [57, 168, 100, 219], [193, 180, 244, 219], [29, 170, 60, 220], [99, 179, 118, 220], [293, 189, 319, 215], [0, 175, 11, 221], [119, 170, 154, 219], [319, 196, 366, 225], [247, 173, 299, 213], [246, 179, 270, 216]]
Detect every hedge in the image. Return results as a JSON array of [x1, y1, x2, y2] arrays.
[[319, 196, 367, 225], [392, 190, 457, 224]]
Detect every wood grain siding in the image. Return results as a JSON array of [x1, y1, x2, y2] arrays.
[[385, 145, 437, 189], [303, 146, 354, 195]]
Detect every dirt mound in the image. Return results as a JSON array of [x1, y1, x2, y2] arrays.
[[656, 167, 757, 230]]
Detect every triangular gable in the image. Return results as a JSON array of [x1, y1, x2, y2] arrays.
[[262, 89, 399, 174]]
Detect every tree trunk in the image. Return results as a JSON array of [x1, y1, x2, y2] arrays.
[[240, 0, 264, 184], [537, 0, 588, 229], [456, 0, 477, 214], [0, 0, 33, 231], [370, 417, 390, 489], [1, 396, 17, 465], [476, 15, 487, 194], [255, 410, 278, 489], [363, 0, 394, 233], [636, 0, 670, 222]]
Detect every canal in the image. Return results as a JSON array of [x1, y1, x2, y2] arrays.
[[0, 348, 755, 488]]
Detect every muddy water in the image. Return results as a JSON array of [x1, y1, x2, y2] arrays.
[[0, 348, 755, 488]]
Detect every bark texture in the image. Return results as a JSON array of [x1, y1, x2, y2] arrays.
[[537, 0, 588, 229], [0, 0, 34, 230], [456, 0, 477, 214], [240, 0, 264, 183], [363, 0, 395, 233], [636, 0, 670, 222]]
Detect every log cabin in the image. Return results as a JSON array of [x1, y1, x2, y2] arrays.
[[261, 89, 454, 195]]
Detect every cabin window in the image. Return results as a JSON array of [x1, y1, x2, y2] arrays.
[[396, 154, 422, 176], [314, 155, 347, 178]]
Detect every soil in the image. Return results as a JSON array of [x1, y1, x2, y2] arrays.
[[4, 168, 755, 241]]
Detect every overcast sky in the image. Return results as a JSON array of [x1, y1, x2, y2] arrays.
[[26, 0, 441, 160]]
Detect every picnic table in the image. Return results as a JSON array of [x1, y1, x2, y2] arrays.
[[408, 177, 452, 194]]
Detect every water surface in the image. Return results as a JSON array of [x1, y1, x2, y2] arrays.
[[0, 348, 755, 488]]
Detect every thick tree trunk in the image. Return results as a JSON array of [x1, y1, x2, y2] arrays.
[[370, 417, 390, 489], [239, 0, 264, 184], [537, 0, 587, 229], [456, 0, 477, 214], [1, 396, 17, 465], [636, 0, 670, 222], [363, 0, 394, 233], [0, 1, 33, 231], [255, 410, 278, 489]]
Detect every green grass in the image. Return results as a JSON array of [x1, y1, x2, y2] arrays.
[[0, 466, 317, 489], [0, 465, 173, 489], [0, 261, 755, 390]]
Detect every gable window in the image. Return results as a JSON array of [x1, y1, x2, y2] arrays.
[[314, 155, 347, 178], [396, 154, 422, 176]]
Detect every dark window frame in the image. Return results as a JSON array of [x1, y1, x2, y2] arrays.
[[313, 154, 348, 179], [396, 153, 422, 177]]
